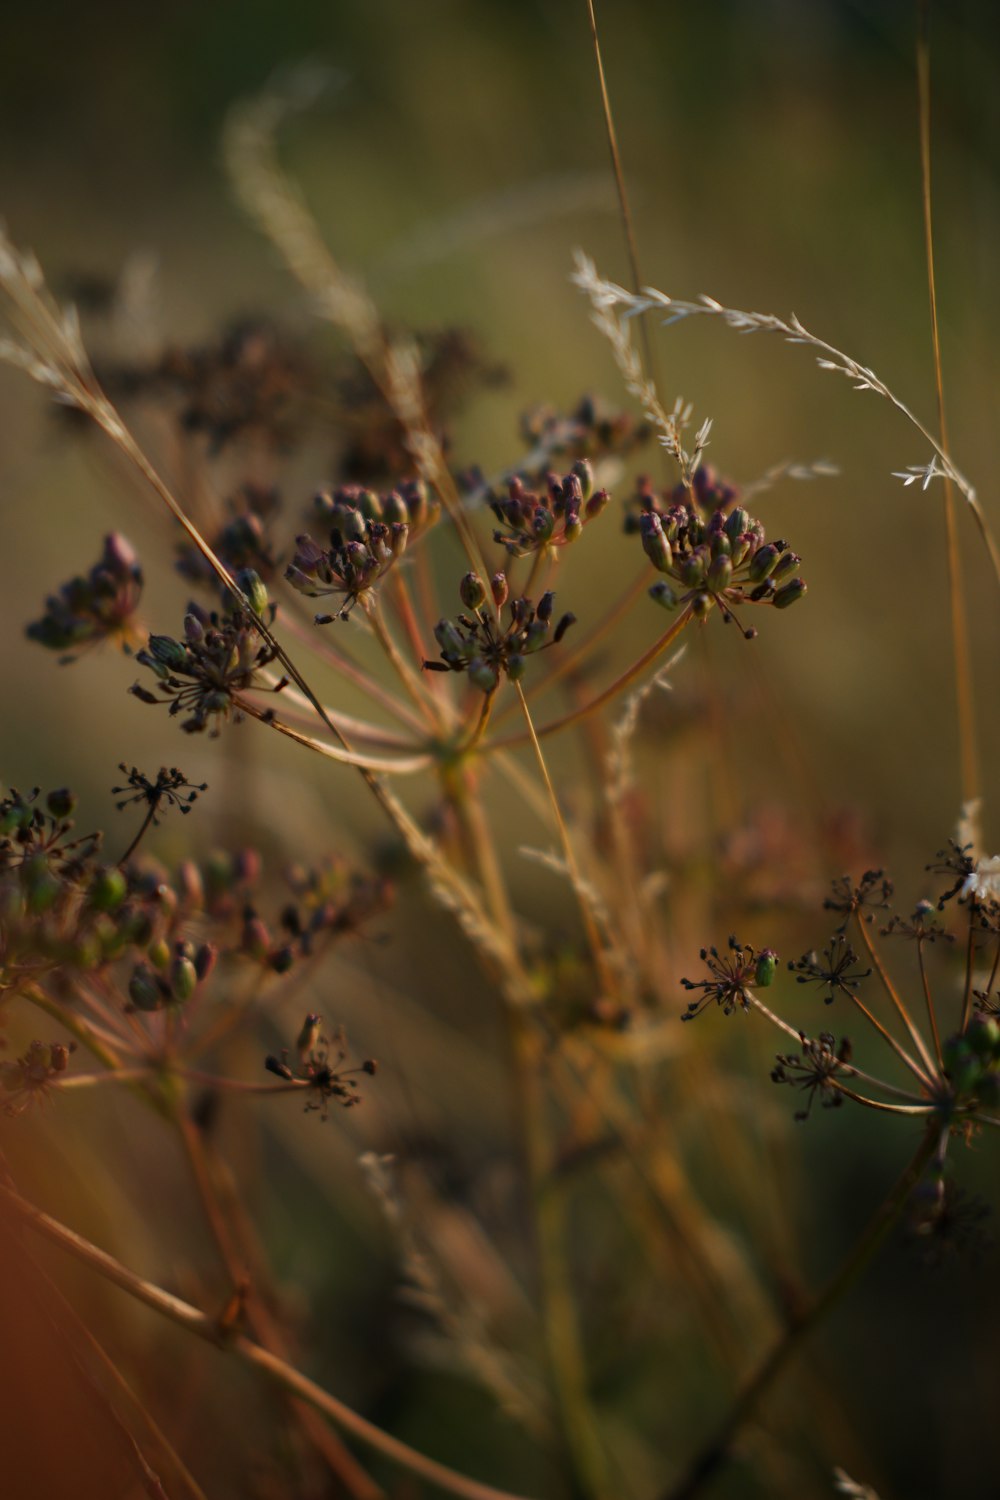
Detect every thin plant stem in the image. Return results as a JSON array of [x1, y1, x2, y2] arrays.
[[853, 917, 937, 1082], [364, 597, 442, 731], [584, 0, 661, 403], [659, 1125, 940, 1500], [917, 937, 943, 1067], [173, 1110, 383, 1500], [917, 0, 979, 804], [0, 1181, 537, 1500], [117, 801, 160, 867], [961, 904, 977, 1032], [486, 605, 695, 752], [514, 682, 614, 999]]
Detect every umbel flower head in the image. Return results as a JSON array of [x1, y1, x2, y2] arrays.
[[285, 480, 437, 619], [130, 600, 281, 734], [489, 460, 610, 556], [26, 533, 143, 661], [628, 472, 806, 637], [176, 482, 282, 591], [425, 572, 576, 693]]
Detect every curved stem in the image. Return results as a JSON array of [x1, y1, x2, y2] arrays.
[[853, 917, 937, 1083], [0, 1181, 537, 1500]]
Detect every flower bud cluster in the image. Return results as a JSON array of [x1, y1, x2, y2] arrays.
[[286, 482, 436, 618], [26, 533, 143, 661], [627, 474, 806, 636], [425, 574, 576, 692], [489, 461, 609, 556], [131, 602, 278, 735], [518, 394, 649, 468]]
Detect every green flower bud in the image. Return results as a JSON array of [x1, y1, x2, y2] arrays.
[[148, 938, 171, 970], [24, 857, 61, 914], [639, 513, 672, 572], [147, 635, 189, 672], [170, 953, 198, 1003], [46, 788, 77, 820], [459, 572, 487, 610], [434, 619, 466, 660], [755, 949, 778, 987], [748, 544, 780, 583], [90, 866, 127, 912], [506, 653, 527, 682], [129, 964, 165, 1012], [774, 579, 807, 609], [707, 554, 733, 592], [571, 458, 594, 504], [237, 568, 269, 617], [468, 657, 499, 693]]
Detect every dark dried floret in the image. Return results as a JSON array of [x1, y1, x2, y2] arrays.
[[263, 1021, 377, 1121], [26, 533, 143, 661], [680, 936, 777, 1020], [771, 1031, 853, 1120], [907, 1177, 992, 1266], [824, 869, 894, 931], [788, 933, 871, 1004]]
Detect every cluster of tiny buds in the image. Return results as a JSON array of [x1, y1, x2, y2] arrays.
[[176, 482, 281, 590], [285, 481, 438, 621], [489, 460, 609, 555], [425, 571, 575, 692], [629, 468, 809, 633], [26, 532, 144, 661], [131, 599, 281, 735], [126, 937, 218, 1012]]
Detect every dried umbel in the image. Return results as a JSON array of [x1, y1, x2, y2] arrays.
[[489, 460, 609, 556], [26, 532, 143, 660], [101, 318, 316, 454], [683, 847, 1000, 1250], [518, 393, 649, 470], [265, 1017, 377, 1120], [633, 478, 806, 637], [425, 575, 576, 692], [131, 601, 281, 734], [286, 481, 437, 619]]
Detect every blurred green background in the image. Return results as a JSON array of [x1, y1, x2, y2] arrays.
[[2, 2, 1000, 1498]]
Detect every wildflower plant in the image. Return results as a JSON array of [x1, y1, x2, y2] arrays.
[[0, 11, 998, 1500]]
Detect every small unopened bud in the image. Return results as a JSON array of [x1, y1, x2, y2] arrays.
[[49, 1043, 72, 1073], [129, 964, 165, 1012], [748, 544, 780, 583], [434, 619, 466, 660], [459, 572, 486, 610], [773, 579, 807, 609], [553, 613, 576, 643], [46, 788, 77, 820], [491, 571, 509, 608], [649, 581, 678, 610], [640, 512, 672, 573], [237, 568, 269, 617], [147, 635, 189, 671], [194, 942, 218, 982], [536, 591, 555, 624], [724, 507, 751, 542], [468, 657, 499, 693], [571, 458, 594, 503], [170, 953, 198, 1002], [755, 949, 778, 987], [707, 554, 733, 592], [265, 1055, 295, 1081], [90, 866, 127, 912], [296, 1013, 322, 1057], [506, 653, 527, 682]]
